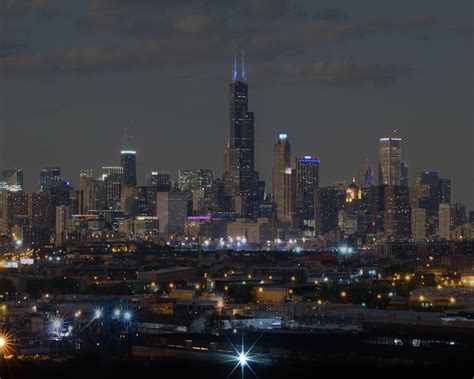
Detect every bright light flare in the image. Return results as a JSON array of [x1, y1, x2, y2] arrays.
[[48, 315, 66, 337], [238, 352, 247, 366], [93, 308, 103, 320], [0, 332, 13, 356]]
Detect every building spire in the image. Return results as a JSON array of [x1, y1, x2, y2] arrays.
[[241, 50, 246, 81], [232, 47, 238, 81]]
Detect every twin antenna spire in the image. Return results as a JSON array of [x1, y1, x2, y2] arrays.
[[232, 48, 246, 82]]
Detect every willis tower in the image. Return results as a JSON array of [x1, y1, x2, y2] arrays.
[[223, 51, 262, 218]]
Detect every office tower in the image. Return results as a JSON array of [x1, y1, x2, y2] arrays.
[[414, 171, 441, 218], [80, 170, 95, 212], [40, 167, 61, 192], [2, 191, 28, 236], [121, 149, 137, 187], [223, 139, 231, 172], [400, 161, 409, 187], [55, 205, 70, 246], [314, 186, 340, 234], [178, 169, 213, 192], [357, 157, 373, 188], [295, 156, 320, 228], [102, 167, 123, 210], [156, 191, 187, 234], [223, 51, 260, 216], [146, 171, 172, 192], [345, 180, 361, 213], [272, 133, 291, 222], [378, 136, 401, 186], [411, 208, 427, 241], [438, 203, 452, 240], [1, 169, 24, 192], [439, 177, 452, 204], [384, 186, 411, 239], [102, 166, 123, 178], [28, 193, 50, 245], [136, 186, 157, 216], [104, 176, 122, 210], [452, 203, 467, 226]]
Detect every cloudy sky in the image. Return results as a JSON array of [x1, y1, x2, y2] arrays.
[[0, 0, 472, 208]]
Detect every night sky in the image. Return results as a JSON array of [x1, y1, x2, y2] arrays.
[[0, 0, 472, 208]]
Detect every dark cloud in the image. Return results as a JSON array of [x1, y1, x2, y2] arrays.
[[0, 0, 56, 17], [30, 103, 71, 117], [265, 60, 413, 86], [367, 16, 436, 31], [174, 15, 223, 33], [448, 24, 474, 35], [0, 41, 29, 57], [80, 0, 301, 30], [313, 9, 348, 22]]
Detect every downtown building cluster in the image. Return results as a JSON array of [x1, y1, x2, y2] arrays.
[[0, 55, 472, 252]]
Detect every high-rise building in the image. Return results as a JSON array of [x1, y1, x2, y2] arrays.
[[55, 205, 70, 246], [102, 167, 123, 210], [28, 192, 50, 245], [80, 170, 95, 212], [272, 133, 291, 222], [414, 171, 441, 217], [400, 161, 409, 187], [156, 191, 187, 234], [384, 185, 411, 239], [146, 171, 172, 192], [314, 186, 340, 234], [2, 191, 28, 237], [452, 203, 467, 227], [411, 208, 427, 241], [439, 177, 452, 204], [438, 203, 452, 240], [40, 167, 61, 192], [223, 51, 260, 217], [1, 169, 24, 192], [357, 157, 373, 188], [178, 169, 213, 192], [121, 150, 137, 187], [295, 156, 320, 228], [378, 137, 401, 186]]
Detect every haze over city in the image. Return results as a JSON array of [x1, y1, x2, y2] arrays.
[[0, 1, 473, 378], [0, 0, 472, 208]]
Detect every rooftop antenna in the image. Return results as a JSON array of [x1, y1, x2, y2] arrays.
[[232, 47, 238, 81], [241, 50, 246, 81]]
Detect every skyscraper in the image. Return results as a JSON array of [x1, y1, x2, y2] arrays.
[[357, 157, 373, 188], [55, 205, 70, 246], [223, 51, 260, 217], [439, 177, 452, 204], [295, 156, 320, 228], [121, 150, 137, 187], [314, 186, 340, 234], [378, 137, 401, 186], [384, 185, 411, 240], [178, 169, 213, 192], [1, 169, 24, 192], [102, 166, 123, 210], [400, 161, 409, 187], [40, 167, 61, 192], [156, 191, 187, 234], [2, 191, 28, 236], [146, 171, 172, 192], [272, 133, 291, 222]]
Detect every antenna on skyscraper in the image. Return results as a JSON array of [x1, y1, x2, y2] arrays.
[[241, 50, 246, 81], [232, 47, 238, 81]]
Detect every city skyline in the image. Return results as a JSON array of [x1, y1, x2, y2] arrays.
[[0, 0, 472, 209]]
